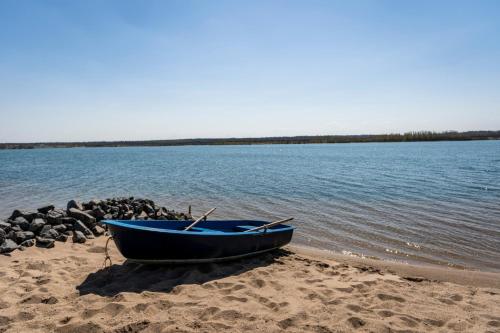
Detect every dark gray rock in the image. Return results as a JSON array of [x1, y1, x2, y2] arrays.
[[35, 237, 55, 248], [9, 209, 23, 220], [15, 231, 35, 243], [67, 200, 83, 211], [91, 225, 106, 236], [100, 202, 109, 211], [57, 217, 77, 225], [0, 221, 11, 231], [143, 204, 155, 215], [52, 224, 67, 233], [63, 223, 74, 231], [136, 211, 148, 220], [55, 234, 68, 242], [72, 230, 86, 243], [46, 210, 65, 225], [0, 239, 18, 253], [83, 210, 95, 218], [91, 207, 106, 220], [74, 221, 93, 238], [89, 199, 102, 206], [68, 208, 96, 227], [11, 217, 30, 231], [9, 210, 40, 222], [0, 229, 5, 244], [29, 218, 46, 233], [53, 208, 67, 215], [39, 225, 52, 235], [40, 228, 59, 240], [20, 239, 35, 247], [6, 230, 16, 241], [10, 225, 22, 233], [37, 205, 55, 214], [123, 210, 134, 219]]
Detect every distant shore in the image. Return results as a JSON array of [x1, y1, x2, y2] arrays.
[[1, 130, 499, 150]]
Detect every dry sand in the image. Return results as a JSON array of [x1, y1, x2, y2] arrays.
[[0, 238, 499, 333]]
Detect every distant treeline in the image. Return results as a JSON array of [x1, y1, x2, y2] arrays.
[[1, 131, 499, 150]]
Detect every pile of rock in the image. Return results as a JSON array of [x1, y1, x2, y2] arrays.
[[0, 197, 191, 254]]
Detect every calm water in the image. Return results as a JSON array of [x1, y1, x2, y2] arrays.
[[0, 141, 499, 271]]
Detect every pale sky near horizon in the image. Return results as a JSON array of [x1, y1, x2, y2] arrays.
[[1, 0, 499, 143]]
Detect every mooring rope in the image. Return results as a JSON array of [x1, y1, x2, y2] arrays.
[[103, 236, 113, 269]]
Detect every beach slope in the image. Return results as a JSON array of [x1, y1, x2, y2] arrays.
[[0, 238, 499, 332]]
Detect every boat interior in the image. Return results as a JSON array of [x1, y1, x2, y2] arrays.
[[103, 219, 292, 233]]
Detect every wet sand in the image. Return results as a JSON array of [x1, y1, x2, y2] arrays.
[[0, 238, 499, 333]]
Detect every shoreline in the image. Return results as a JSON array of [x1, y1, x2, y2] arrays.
[[1, 131, 499, 150], [291, 245, 500, 289]]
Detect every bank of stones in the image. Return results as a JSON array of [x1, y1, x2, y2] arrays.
[[0, 197, 191, 254]]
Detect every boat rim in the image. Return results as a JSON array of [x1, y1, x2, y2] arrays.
[[101, 219, 295, 236]]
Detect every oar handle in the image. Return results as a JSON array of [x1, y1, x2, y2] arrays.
[[184, 207, 217, 231], [243, 217, 294, 232]]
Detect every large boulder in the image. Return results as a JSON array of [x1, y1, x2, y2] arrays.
[[8, 210, 23, 220], [143, 204, 155, 215], [29, 218, 46, 233], [35, 237, 55, 248], [136, 211, 148, 220], [91, 207, 106, 220], [63, 223, 74, 231], [46, 210, 65, 225], [38, 225, 52, 235], [67, 200, 84, 211], [10, 225, 22, 233], [123, 210, 134, 219], [91, 225, 106, 237], [83, 199, 101, 210], [20, 239, 35, 248], [0, 229, 5, 244], [11, 217, 30, 231], [0, 239, 18, 253], [40, 228, 59, 240], [0, 221, 11, 231], [9, 210, 40, 222], [37, 205, 55, 214], [15, 231, 35, 243], [74, 221, 94, 238], [52, 224, 67, 233], [72, 230, 86, 243], [68, 208, 96, 227], [6, 230, 16, 241], [55, 234, 68, 242]]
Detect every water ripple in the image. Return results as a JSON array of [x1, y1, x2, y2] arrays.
[[0, 141, 499, 271]]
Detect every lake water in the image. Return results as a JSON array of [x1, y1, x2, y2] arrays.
[[0, 141, 499, 271]]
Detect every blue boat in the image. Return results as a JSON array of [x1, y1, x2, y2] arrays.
[[101, 219, 295, 264]]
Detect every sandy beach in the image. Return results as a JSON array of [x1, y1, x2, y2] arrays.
[[0, 238, 499, 333]]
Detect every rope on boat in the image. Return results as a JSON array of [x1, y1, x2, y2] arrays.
[[103, 236, 114, 269]]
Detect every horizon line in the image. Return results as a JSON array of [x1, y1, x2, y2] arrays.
[[1, 130, 499, 149]]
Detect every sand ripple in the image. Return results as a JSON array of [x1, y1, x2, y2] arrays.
[[0, 239, 499, 332]]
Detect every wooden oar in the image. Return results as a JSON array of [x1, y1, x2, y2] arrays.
[[184, 207, 217, 231], [243, 217, 294, 232]]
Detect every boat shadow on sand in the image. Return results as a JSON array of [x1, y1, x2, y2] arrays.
[[77, 249, 292, 297]]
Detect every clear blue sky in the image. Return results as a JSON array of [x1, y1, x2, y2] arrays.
[[1, 0, 499, 142]]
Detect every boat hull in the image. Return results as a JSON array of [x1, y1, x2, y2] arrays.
[[104, 220, 294, 264]]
